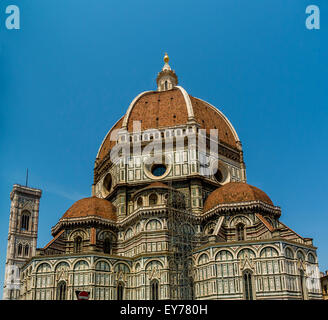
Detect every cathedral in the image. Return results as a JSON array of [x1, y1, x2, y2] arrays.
[[3, 54, 322, 300]]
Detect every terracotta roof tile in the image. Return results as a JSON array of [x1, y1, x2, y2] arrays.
[[97, 88, 239, 161], [43, 230, 65, 250], [204, 182, 273, 212], [61, 196, 117, 221], [127, 89, 188, 131], [98, 117, 124, 161], [190, 96, 237, 148], [256, 213, 274, 232]]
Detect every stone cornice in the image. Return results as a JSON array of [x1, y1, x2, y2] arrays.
[[51, 216, 118, 236], [52, 201, 281, 237], [193, 238, 317, 254], [198, 200, 281, 222]]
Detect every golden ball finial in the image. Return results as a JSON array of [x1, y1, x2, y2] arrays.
[[164, 52, 169, 64]]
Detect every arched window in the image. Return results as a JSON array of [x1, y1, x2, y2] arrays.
[[73, 261, 89, 290], [24, 244, 29, 257], [149, 194, 158, 206], [135, 263, 141, 272], [114, 263, 130, 273], [103, 238, 111, 254], [236, 223, 245, 241], [21, 211, 30, 231], [198, 253, 209, 265], [216, 250, 233, 261], [74, 260, 89, 271], [17, 243, 23, 256], [285, 248, 294, 259], [260, 247, 279, 258], [285, 248, 295, 276], [238, 248, 255, 259], [95, 261, 110, 299], [145, 219, 162, 231], [37, 263, 51, 274], [74, 236, 82, 253], [308, 253, 316, 263], [57, 281, 67, 300], [216, 250, 234, 278], [164, 80, 168, 90], [136, 222, 142, 233], [151, 280, 159, 300], [145, 260, 163, 272], [125, 228, 133, 240], [117, 282, 124, 300], [297, 251, 305, 262], [137, 197, 143, 208], [96, 261, 110, 272], [36, 263, 51, 299], [243, 270, 254, 300]]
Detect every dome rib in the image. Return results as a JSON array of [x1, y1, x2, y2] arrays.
[[175, 86, 195, 120], [193, 97, 240, 143], [122, 90, 153, 128], [96, 116, 124, 164]]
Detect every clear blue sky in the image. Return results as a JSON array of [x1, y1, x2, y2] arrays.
[[0, 0, 327, 298]]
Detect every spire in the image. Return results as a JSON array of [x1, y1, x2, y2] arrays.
[[156, 52, 178, 91], [26, 168, 29, 187]]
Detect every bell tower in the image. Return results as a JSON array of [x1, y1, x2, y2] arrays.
[[3, 184, 42, 300]]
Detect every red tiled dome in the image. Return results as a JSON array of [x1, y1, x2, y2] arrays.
[[61, 197, 116, 221], [96, 88, 240, 162], [203, 182, 273, 212]]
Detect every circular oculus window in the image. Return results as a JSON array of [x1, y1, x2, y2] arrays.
[[103, 173, 112, 192], [144, 155, 172, 180], [151, 164, 167, 177], [214, 169, 224, 183]]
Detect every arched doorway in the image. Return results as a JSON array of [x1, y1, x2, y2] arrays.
[[243, 270, 254, 300], [117, 282, 124, 300], [151, 280, 159, 300], [57, 281, 67, 300]]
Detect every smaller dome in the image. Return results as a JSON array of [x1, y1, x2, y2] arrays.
[[61, 197, 116, 221], [204, 182, 273, 212]]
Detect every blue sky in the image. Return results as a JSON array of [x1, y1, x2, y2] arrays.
[[0, 0, 327, 298]]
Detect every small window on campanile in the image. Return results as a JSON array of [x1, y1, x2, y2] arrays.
[[21, 211, 30, 231]]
